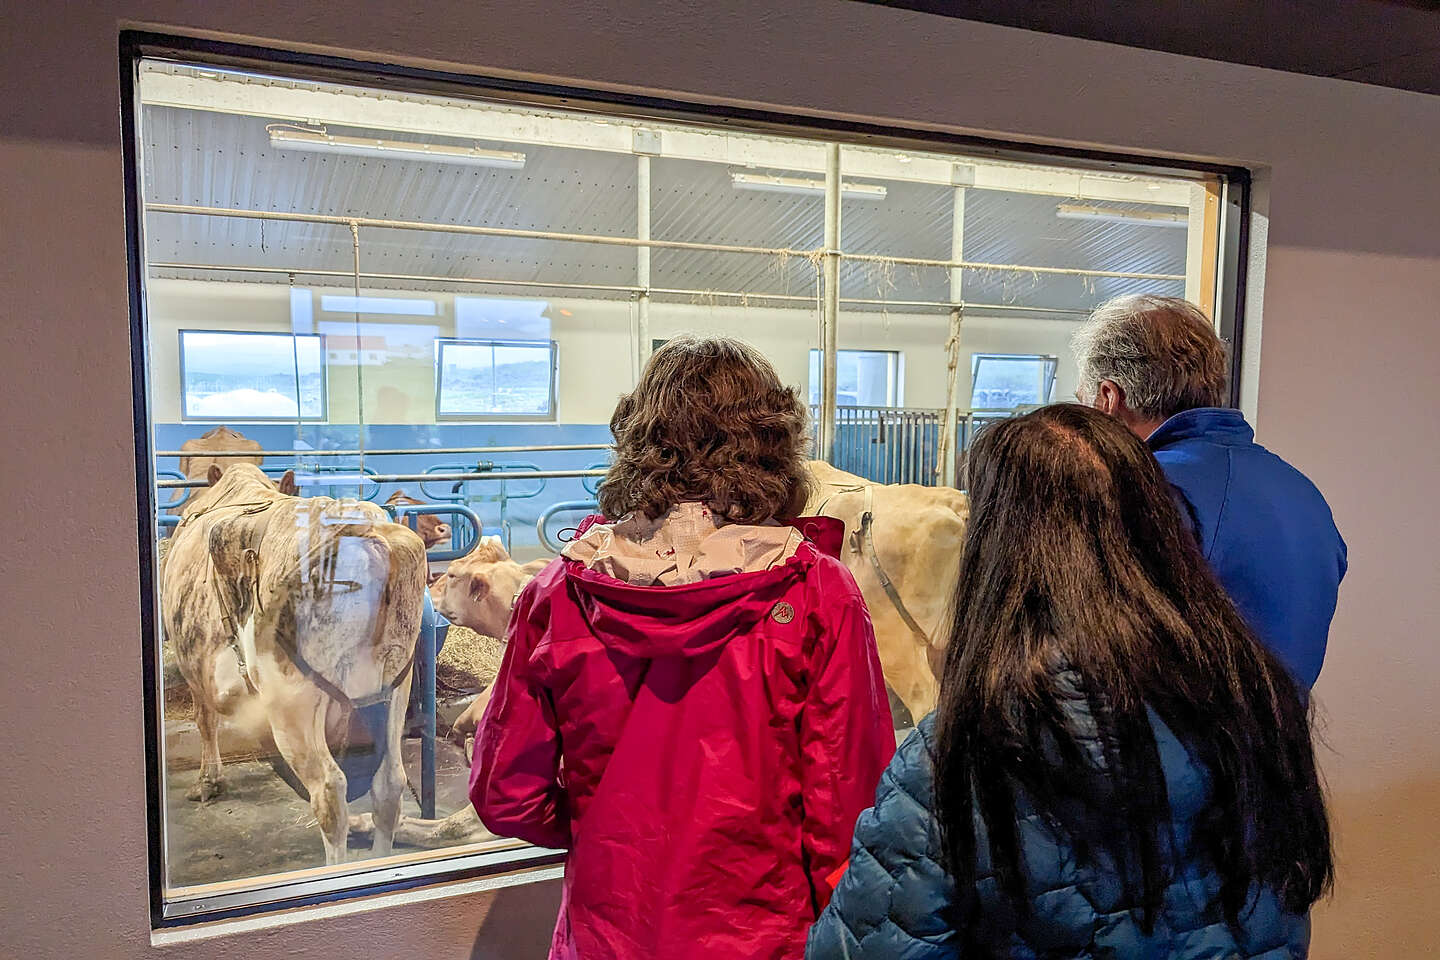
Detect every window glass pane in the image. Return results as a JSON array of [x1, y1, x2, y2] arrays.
[[134, 57, 1227, 919], [180, 331, 324, 420], [808, 349, 898, 406], [970, 354, 1059, 409], [437, 340, 554, 418]]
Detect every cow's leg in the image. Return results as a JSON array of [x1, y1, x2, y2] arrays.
[[187, 696, 226, 801], [268, 689, 350, 865], [367, 685, 410, 858]]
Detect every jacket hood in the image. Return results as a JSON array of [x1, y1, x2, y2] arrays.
[[562, 513, 843, 658], [1147, 406, 1255, 449]]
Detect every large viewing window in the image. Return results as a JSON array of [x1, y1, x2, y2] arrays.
[[435, 338, 557, 420], [127, 38, 1242, 925], [179, 330, 325, 421]]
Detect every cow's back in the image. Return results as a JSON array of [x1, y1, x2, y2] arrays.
[[255, 497, 427, 699], [803, 463, 969, 719]]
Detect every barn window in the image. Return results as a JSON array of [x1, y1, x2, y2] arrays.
[[436, 338, 558, 420], [808, 349, 902, 407], [178, 330, 326, 421], [126, 39, 1246, 925], [969, 353, 1059, 410]]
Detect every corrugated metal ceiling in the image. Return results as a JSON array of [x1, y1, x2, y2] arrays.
[[142, 104, 1189, 313]]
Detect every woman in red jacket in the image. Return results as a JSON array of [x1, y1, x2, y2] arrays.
[[471, 336, 895, 960]]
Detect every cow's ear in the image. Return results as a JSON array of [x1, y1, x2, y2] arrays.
[[468, 572, 491, 602], [277, 469, 298, 496], [207, 463, 223, 486]]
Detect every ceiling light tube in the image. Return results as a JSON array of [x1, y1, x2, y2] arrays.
[[1055, 203, 1187, 228], [268, 127, 526, 169], [731, 172, 887, 200]]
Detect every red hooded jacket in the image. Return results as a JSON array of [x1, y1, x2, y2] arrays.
[[470, 515, 895, 960]]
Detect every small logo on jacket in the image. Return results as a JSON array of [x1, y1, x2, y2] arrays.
[[770, 601, 795, 624]]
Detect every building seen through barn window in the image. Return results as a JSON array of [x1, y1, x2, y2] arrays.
[[132, 54, 1233, 921]]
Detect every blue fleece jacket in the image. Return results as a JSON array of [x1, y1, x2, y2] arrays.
[[1148, 408, 1346, 688]]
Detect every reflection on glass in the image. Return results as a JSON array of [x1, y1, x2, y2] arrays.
[[436, 339, 556, 419], [179, 331, 325, 420], [970, 353, 1059, 409]]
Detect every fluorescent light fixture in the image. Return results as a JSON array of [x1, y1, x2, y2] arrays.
[[731, 172, 887, 201], [268, 126, 526, 169], [321, 295, 437, 316], [1055, 203, 1188, 228]]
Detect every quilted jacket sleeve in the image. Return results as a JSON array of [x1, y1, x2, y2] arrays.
[[800, 588, 897, 915], [807, 720, 961, 960], [469, 580, 571, 850]]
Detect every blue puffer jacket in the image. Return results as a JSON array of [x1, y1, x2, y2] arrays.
[[807, 683, 1311, 959]]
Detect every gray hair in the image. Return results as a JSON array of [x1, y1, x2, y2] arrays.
[[1071, 294, 1228, 420]]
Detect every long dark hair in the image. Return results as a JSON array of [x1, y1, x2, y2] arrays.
[[599, 336, 811, 523], [933, 404, 1331, 930]]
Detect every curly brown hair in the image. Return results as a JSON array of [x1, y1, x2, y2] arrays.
[[598, 336, 813, 523]]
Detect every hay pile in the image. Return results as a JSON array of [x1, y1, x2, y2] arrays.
[[437, 626, 506, 694]]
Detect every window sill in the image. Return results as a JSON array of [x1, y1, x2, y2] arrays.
[[150, 861, 563, 946]]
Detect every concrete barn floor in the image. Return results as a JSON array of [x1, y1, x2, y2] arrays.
[[164, 735, 472, 888]]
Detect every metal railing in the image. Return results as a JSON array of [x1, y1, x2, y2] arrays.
[[815, 405, 1030, 487]]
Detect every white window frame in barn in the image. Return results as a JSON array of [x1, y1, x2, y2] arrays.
[[434, 338, 559, 422], [123, 32, 1252, 929], [969, 353, 1059, 411], [807, 348, 903, 407], [177, 329, 327, 422]]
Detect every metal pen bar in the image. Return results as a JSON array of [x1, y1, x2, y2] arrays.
[[146, 203, 811, 259], [154, 444, 612, 458], [148, 262, 1094, 315], [157, 469, 608, 489], [146, 204, 1187, 283]]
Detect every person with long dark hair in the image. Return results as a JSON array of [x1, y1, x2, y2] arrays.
[[808, 403, 1332, 959]]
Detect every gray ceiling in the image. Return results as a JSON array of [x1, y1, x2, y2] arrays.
[[142, 104, 1189, 316], [854, 0, 1440, 97]]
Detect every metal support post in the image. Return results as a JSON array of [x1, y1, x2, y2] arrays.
[[636, 153, 652, 377], [939, 185, 966, 486], [416, 589, 440, 819], [819, 143, 841, 463]]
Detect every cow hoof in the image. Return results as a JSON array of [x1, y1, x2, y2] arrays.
[[187, 778, 225, 802]]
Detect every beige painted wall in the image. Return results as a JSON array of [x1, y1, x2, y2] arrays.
[[145, 278, 1082, 423], [2, 2, 1437, 957]]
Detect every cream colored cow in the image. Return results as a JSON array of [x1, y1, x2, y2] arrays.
[[163, 462, 428, 864], [803, 460, 969, 723]]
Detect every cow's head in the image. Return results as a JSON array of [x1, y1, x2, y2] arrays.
[[385, 490, 452, 548], [430, 536, 547, 639], [180, 462, 298, 518]]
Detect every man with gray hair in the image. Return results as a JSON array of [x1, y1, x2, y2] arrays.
[[1073, 294, 1345, 689]]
